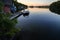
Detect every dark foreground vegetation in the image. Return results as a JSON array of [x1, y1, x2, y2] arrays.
[[0, 0, 28, 40], [0, 1, 21, 40]]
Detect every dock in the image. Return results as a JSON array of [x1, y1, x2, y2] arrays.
[[10, 12, 23, 20]]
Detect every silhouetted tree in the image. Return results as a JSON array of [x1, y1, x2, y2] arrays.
[[49, 1, 60, 14], [13, 1, 28, 12]]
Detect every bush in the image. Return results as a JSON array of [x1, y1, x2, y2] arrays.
[[0, 1, 4, 12], [0, 13, 20, 39], [0, 2, 20, 40]]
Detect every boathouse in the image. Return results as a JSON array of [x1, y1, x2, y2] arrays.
[[0, 0, 14, 13]]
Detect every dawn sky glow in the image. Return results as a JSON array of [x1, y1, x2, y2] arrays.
[[17, 0, 57, 6]]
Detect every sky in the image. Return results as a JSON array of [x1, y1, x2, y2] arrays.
[[17, 0, 57, 6]]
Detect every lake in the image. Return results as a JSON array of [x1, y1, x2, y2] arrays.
[[15, 8, 60, 40], [16, 8, 60, 30]]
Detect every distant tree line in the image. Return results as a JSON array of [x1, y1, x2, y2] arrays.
[[29, 6, 49, 8]]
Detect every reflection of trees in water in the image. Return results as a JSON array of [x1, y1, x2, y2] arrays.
[[49, 1, 60, 15]]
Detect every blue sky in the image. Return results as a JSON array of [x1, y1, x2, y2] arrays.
[[17, 0, 57, 5]]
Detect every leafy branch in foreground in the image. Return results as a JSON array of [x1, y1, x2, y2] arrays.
[[0, 13, 20, 38], [0, 2, 20, 40]]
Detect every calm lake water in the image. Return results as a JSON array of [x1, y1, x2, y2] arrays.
[[15, 8, 60, 40], [16, 8, 60, 31]]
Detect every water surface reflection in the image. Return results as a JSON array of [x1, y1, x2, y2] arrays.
[[15, 8, 60, 40], [16, 8, 60, 30]]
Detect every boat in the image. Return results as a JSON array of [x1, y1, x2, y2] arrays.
[[21, 9, 29, 14], [21, 9, 29, 16]]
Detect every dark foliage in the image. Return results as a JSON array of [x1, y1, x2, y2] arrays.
[[0, 2, 20, 40], [49, 1, 60, 14], [13, 1, 28, 12]]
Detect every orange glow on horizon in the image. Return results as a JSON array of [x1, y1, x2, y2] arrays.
[[17, 2, 49, 6], [17, 0, 56, 6], [24, 2, 49, 6]]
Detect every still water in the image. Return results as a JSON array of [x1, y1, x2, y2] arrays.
[[16, 8, 60, 31], [15, 8, 60, 39]]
